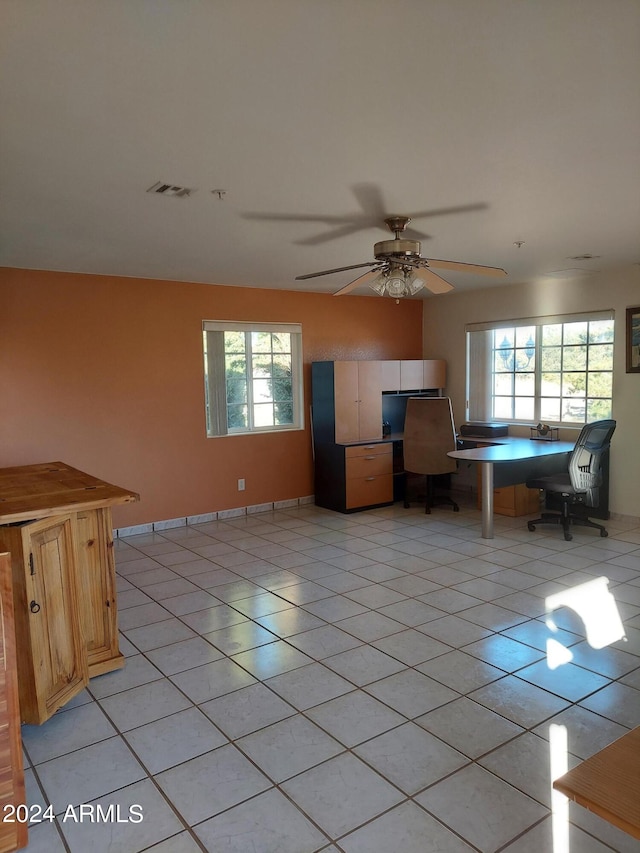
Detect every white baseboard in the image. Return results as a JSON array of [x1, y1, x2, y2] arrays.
[[114, 495, 316, 537]]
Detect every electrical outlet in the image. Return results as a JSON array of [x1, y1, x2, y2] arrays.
[[237, 478, 245, 491]]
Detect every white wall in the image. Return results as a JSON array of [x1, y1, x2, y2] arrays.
[[423, 265, 640, 520]]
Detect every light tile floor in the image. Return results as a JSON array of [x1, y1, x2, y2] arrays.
[[20, 501, 640, 852]]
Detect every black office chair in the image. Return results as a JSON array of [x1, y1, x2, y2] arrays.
[[526, 419, 616, 541], [402, 396, 459, 513]]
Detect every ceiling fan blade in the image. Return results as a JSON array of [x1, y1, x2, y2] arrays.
[[421, 269, 455, 294], [333, 269, 381, 296], [242, 212, 352, 225], [295, 223, 370, 246], [426, 258, 507, 277], [351, 183, 387, 220], [403, 227, 431, 241], [295, 261, 376, 281], [406, 202, 488, 220]]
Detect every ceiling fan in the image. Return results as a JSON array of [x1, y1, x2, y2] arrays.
[[295, 215, 508, 298]]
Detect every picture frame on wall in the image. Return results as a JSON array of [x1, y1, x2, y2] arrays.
[[626, 307, 640, 373]]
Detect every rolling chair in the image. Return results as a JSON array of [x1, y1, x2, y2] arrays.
[[402, 396, 459, 513], [526, 419, 616, 541]]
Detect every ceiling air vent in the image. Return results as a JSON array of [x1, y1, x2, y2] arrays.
[[147, 181, 194, 198]]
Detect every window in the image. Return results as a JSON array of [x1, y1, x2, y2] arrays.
[[466, 311, 614, 425], [203, 321, 303, 437]]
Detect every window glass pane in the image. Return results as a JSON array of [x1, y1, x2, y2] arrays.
[[252, 377, 272, 402], [563, 321, 588, 345], [540, 398, 561, 421], [587, 399, 612, 420], [588, 343, 613, 370], [272, 333, 292, 354], [275, 402, 293, 424], [515, 326, 536, 347], [562, 345, 587, 371], [227, 404, 248, 429], [251, 331, 272, 353], [493, 397, 513, 419], [226, 379, 247, 404], [541, 346, 562, 371], [224, 331, 245, 353], [514, 397, 534, 420], [226, 354, 246, 374], [493, 349, 514, 372], [515, 352, 535, 372], [496, 329, 515, 347], [514, 373, 534, 395], [253, 403, 275, 427], [494, 374, 513, 395], [542, 324, 562, 346], [589, 320, 614, 343], [272, 355, 293, 401], [562, 374, 586, 398], [541, 372, 561, 396], [494, 330, 515, 373], [587, 372, 613, 398], [562, 399, 585, 421]]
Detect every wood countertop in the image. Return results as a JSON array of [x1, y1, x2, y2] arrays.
[[0, 462, 139, 525], [553, 726, 640, 839]]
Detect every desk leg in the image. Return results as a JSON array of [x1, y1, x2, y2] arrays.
[[480, 461, 494, 539]]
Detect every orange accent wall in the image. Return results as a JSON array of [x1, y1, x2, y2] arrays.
[[1, 268, 423, 527]]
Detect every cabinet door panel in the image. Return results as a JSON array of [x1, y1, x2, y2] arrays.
[[380, 360, 400, 392], [334, 361, 359, 443], [400, 360, 424, 390], [76, 508, 123, 676], [357, 361, 382, 440], [423, 359, 446, 389], [21, 516, 87, 723]]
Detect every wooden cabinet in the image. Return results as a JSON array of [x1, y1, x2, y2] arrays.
[[1, 517, 88, 725], [379, 359, 446, 392], [345, 443, 393, 510], [0, 462, 138, 724], [312, 359, 446, 513], [477, 478, 541, 517], [0, 553, 27, 852], [333, 361, 382, 443]]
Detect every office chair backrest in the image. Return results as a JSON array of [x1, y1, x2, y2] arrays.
[[569, 419, 616, 506], [403, 396, 458, 476]]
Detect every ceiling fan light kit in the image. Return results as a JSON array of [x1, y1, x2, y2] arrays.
[[369, 269, 425, 299]]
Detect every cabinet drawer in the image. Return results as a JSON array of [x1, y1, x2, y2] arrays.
[[346, 474, 393, 509], [345, 443, 392, 459], [346, 453, 392, 479]]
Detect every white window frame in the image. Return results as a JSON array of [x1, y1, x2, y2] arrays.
[[203, 320, 304, 437], [466, 310, 614, 426]]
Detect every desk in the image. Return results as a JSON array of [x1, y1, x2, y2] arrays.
[[553, 726, 640, 840], [448, 437, 574, 539]]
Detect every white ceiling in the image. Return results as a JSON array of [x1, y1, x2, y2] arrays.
[[2, 0, 639, 297]]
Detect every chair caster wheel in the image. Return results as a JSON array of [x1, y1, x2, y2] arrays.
[[453, 505, 460, 512], [564, 533, 573, 541], [600, 529, 608, 537], [527, 523, 536, 532], [403, 501, 410, 509]]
